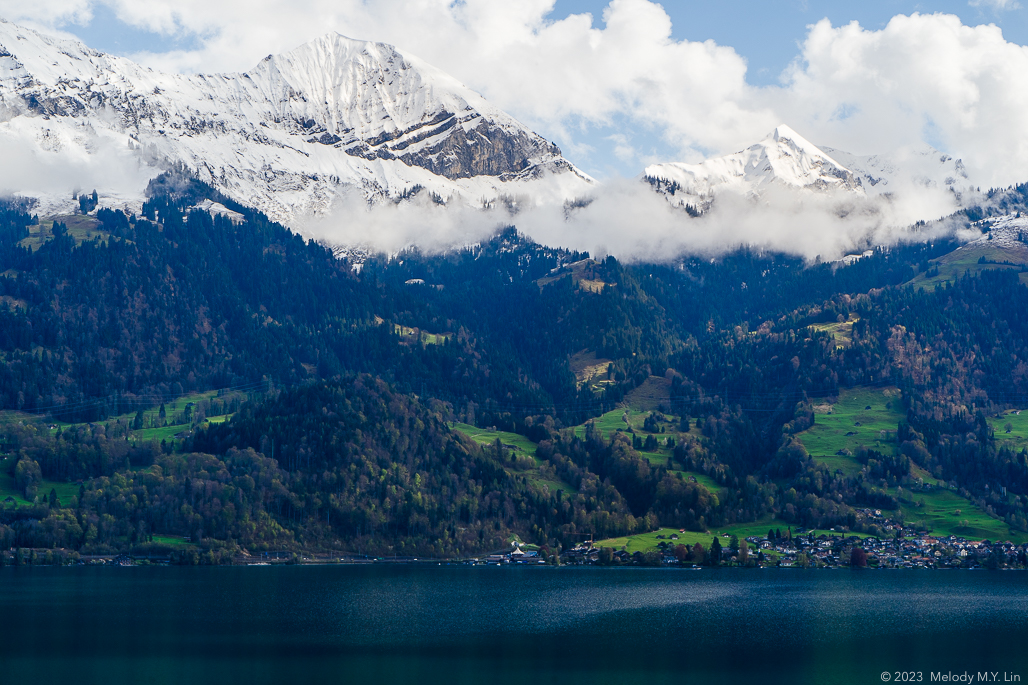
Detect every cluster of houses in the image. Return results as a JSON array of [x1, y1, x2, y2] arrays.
[[558, 511, 1028, 569], [745, 532, 1028, 569], [475, 543, 546, 565]]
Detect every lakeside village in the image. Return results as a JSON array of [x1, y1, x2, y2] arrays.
[[557, 528, 1028, 570], [4, 508, 1028, 568]]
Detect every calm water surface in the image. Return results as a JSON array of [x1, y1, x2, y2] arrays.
[[1, 566, 1027, 684]]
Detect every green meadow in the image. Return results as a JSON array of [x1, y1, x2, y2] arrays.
[[594, 519, 886, 554], [809, 313, 860, 349], [19, 215, 114, 252], [451, 423, 538, 455], [795, 386, 1026, 542], [905, 241, 1028, 291], [567, 408, 718, 492], [0, 389, 248, 509], [572, 407, 634, 439], [593, 527, 734, 552], [0, 454, 81, 507], [593, 518, 829, 553], [797, 386, 905, 468], [891, 485, 1023, 541], [990, 409, 1028, 452]]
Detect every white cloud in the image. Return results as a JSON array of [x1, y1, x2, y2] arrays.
[[0, 0, 92, 31], [303, 175, 966, 263], [774, 14, 1028, 188], [0, 122, 158, 215]]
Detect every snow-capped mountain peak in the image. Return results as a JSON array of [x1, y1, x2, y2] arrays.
[[0, 19, 592, 224], [759, 125, 857, 188], [643, 125, 862, 211]]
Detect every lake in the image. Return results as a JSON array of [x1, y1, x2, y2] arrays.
[[1, 566, 1026, 684]]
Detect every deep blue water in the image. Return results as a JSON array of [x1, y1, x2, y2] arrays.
[[1, 565, 1026, 684]]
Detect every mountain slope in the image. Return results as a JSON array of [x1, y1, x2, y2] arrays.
[[0, 19, 592, 225]]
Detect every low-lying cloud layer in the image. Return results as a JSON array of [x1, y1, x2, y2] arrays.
[[0, 124, 157, 215], [305, 177, 971, 263]]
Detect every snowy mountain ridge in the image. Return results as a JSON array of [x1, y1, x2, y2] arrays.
[[643, 125, 862, 212], [0, 19, 592, 225], [821, 145, 970, 199], [644, 124, 973, 213]]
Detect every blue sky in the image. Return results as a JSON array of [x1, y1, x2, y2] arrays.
[[32, 0, 1028, 180]]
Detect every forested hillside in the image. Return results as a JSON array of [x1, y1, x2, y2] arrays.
[[2, 172, 1028, 560]]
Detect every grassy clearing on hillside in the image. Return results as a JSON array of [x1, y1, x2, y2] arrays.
[[569, 350, 614, 392], [809, 313, 860, 349], [893, 486, 1024, 541], [20, 215, 113, 252], [798, 386, 905, 466], [572, 407, 693, 441], [151, 535, 194, 547], [451, 423, 537, 455], [990, 409, 1028, 452], [0, 391, 245, 508], [126, 415, 232, 444], [679, 472, 723, 494], [0, 456, 81, 507], [450, 423, 574, 495], [534, 258, 611, 293], [393, 324, 450, 345], [795, 387, 1025, 542], [906, 242, 1028, 291], [567, 408, 717, 492], [573, 408, 630, 439]]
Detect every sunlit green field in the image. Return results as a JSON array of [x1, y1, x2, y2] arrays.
[[451, 423, 538, 455], [572, 408, 633, 439], [892, 485, 1023, 541], [794, 386, 1026, 542], [798, 386, 905, 466], [127, 415, 231, 444], [593, 518, 838, 553], [593, 527, 734, 552], [990, 409, 1028, 451]]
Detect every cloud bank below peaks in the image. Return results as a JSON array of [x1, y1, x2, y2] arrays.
[[306, 175, 969, 264]]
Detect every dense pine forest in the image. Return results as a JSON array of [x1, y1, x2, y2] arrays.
[[2, 171, 1028, 561]]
